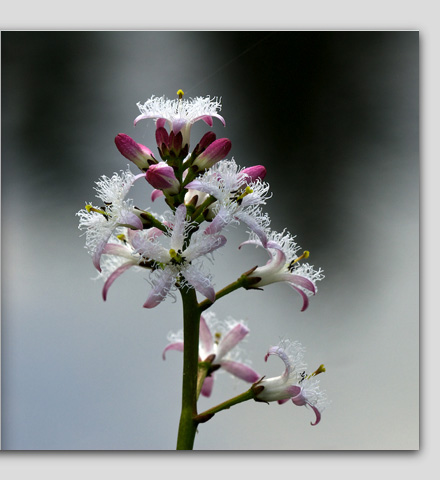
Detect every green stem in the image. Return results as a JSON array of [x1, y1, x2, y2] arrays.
[[191, 195, 217, 223], [176, 287, 201, 450], [138, 210, 168, 232], [198, 274, 248, 312], [194, 386, 263, 424]]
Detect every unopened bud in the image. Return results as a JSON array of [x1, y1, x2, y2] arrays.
[[240, 165, 267, 183], [192, 131, 217, 157], [114, 134, 156, 171], [192, 138, 232, 171], [146, 162, 180, 194]]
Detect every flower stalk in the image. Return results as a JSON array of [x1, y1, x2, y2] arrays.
[[78, 91, 327, 450], [176, 286, 201, 450], [194, 384, 264, 424], [198, 271, 259, 312]]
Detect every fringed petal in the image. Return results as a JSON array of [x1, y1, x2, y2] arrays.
[[143, 269, 175, 308], [102, 262, 135, 301], [170, 204, 187, 251], [216, 324, 250, 359], [162, 341, 184, 360], [234, 212, 268, 248], [199, 315, 214, 354], [280, 273, 316, 294], [220, 360, 260, 383], [182, 265, 216, 303], [288, 284, 310, 312]]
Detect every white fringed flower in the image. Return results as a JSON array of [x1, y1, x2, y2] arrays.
[[185, 159, 271, 246], [240, 229, 324, 311], [136, 205, 227, 308], [256, 339, 328, 426], [134, 93, 225, 147], [77, 168, 145, 271]]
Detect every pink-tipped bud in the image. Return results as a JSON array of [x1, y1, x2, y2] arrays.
[[192, 131, 217, 157], [115, 134, 156, 171], [155, 126, 169, 148], [240, 165, 267, 183], [192, 138, 232, 171], [145, 162, 180, 194]]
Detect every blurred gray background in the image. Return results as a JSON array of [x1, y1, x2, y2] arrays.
[[1, 31, 418, 450]]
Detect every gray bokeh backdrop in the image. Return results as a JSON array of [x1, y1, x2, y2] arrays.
[[1, 31, 419, 450]]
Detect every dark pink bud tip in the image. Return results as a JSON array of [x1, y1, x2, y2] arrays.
[[241, 165, 267, 182], [193, 138, 232, 170], [115, 133, 155, 170]]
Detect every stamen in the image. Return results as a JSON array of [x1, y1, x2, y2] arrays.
[[85, 204, 107, 215], [177, 89, 184, 99], [307, 364, 326, 379], [288, 250, 310, 271], [235, 186, 253, 203], [169, 248, 185, 264], [117, 234, 127, 243]]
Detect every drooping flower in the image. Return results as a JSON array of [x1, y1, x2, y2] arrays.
[[77, 168, 145, 271], [134, 91, 225, 151], [240, 229, 324, 311], [254, 339, 328, 425], [163, 312, 260, 397], [185, 158, 271, 246]]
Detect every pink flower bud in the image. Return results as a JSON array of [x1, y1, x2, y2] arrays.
[[240, 165, 267, 183], [115, 134, 156, 171], [192, 138, 232, 170], [146, 162, 180, 194], [155, 126, 169, 149], [192, 131, 217, 157]]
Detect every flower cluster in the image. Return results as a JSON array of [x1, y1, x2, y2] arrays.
[[78, 91, 328, 433], [78, 92, 323, 312]]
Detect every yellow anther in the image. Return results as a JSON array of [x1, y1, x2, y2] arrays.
[[169, 249, 177, 258], [85, 204, 107, 215], [307, 364, 326, 379], [177, 89, 184, 99], [290, 250, 310, 267], [117, 234, 127, 242], [236, 186, 254, 202]]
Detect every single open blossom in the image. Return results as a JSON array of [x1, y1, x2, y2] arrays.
[[134, 92, 225, 149], [255, 340, 328, 426], [137, 204, 227, 308], [240, 229, 324, 311], [163, 312, 260, 397], [185, 159, 271, 246], [77, 168, 145, 271]]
